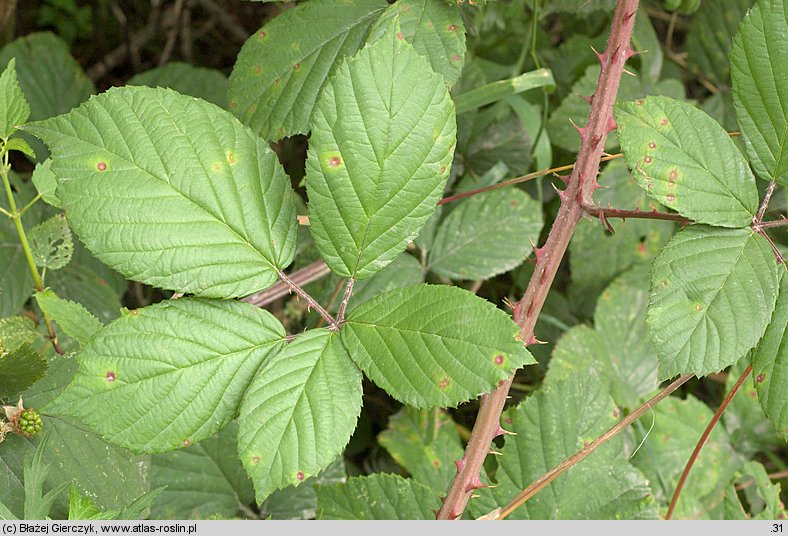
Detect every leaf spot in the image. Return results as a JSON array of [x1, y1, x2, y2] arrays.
[[448, 24, 458, 31], [229, 100, 238, 109], [440, 165, 446, 173], [694, 303, 703, 312], [669, 169, 678, 184], [258, 31, 267, 40], [438, 377, 450, 389], [660, 118, 669, 126], [643, 155, 652, 164], [253, 65, 262, 74], [647, 142, 656, 149], [505, 418, 513, 425], [432, 459, 441, 468], [182, 438, 192, 447], [294, 63, 301, 70], [328, 156, 342, 168], [756, 373, 766, 383], [612, 407, 621, 418], [451, 54, 461, 62], [296, 471, 305, 481], [251, 455, 261, 465], [666, 194, 675, 203], [97, 162, 107, 171], [226, 151, 237, 165], [493, 354, 505, 366], [396, 32, 405, 40], [105, 371, 116, 382], [212, 162, 222, 171]]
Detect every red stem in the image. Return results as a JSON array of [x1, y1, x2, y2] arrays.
[[665, 365, 752, 519], [436, 0, 641, 520]]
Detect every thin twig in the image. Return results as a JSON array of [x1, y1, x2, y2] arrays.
[[492, 374, 693, 520], [158, 0, 186, 66], [276, 269, 335, 326], [334, 278, 355, 327], [758, 217, 788, 229], [242, 260, 330, 307], [583, 203, 690, 224], [665, 365, 752, 519], [195, 0, 252, 43], [755, 180, 778, 225]]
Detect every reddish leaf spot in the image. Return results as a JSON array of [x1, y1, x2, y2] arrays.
[[669, 169, 678, 183], [97, 162, 107, 171], [98, 278, 107, 286], [448, 24, 458, 31], [105, 371, 116, 382], [493, 354, 504, 365], [756, 373, 766, 383], [294, 63, 301, 70], [274, 78, 281, 87], [643, 155, 653, 164], [182, 438, 192, 447], [396, 32, 405, 40], [660, 118, 669, 126], [432, 460, 441, 468], [451, 54, 461, 62], [612, 407, 621, 418], [505, 418, 513, 425], [438, 377, 450, 389], [296, 471, 305, 481], [254, 65, 262, 74], [666, 194, 675, 203], [647, 142, 656, 149], [258, 31, 267, 39], [636, 242, 648, 255], [440, 165, 446, 173], [251, 455, 261, 465], [328, 156, 342, 167], [748, 390, 757, 399]]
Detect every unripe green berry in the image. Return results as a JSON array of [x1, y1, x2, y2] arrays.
[[17, 409, 42, 436]]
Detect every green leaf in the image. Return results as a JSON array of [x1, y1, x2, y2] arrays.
[[648, 226, 780, 379], [27, 214, 73, 271], [150, 422, 253, 519], [548, 65, 685, 154], [316, 473, 440, 519], [471, 372, 658, 520], [752, 274, 788, 440], [261, 457, 346, 520], [0, 343, 47, 400], [305, 22, 456, 279], [730, 0, 788, 184], [0, 218, 33, 317], [31, 160, 61, 209], [378, 407, 463, 492], [24, 86, 297, 298], [428, 188, 542, 280], [724, 461, 787, 520], [5, 138, 35, 159], [615, 96, 758, 227], [548, 266, 659, 409], [459, 102, 533, 178], [128, 62, 229, 108], [0, 58, 30, 138], [686, 0, 753, 86], [35, 289, 102, 346], [454, 69, 555, 114], [68, 484, 117, 520], [368, 0, 466, 85], [228, 0, 387, 140], [0, 315, 38, 351], [238, 329, 362, 502], [23, 433, 70, 520], [631, 396, 738, 518], [47, 298, 286, 453], [341, 284, 534, 408]]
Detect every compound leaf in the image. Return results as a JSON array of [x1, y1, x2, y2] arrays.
[[341, 284, 534, 408], [47, 298, 286, 453], [648, 226, 779, 379], [238, 329, 362, 502], [730, 0, 788, 185], [316, 473, 440, 520], [24, 86, 297, 298], [228, 0, 387, 140], [616, 96, 758, 227], [306, 22, 456, 279]]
